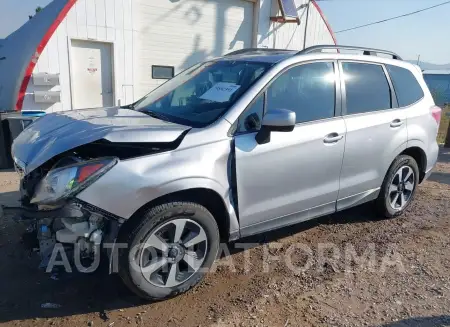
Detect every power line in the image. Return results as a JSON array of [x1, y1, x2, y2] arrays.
[[335, 0, 450, 33]]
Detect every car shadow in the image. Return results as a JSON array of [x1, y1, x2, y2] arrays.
[[427, 171, 450, 185], [379, 315, 450, 327], [437, 147, 450, 163], [227, 201, 379, 256], [424, 147, 450, 185], [0, 190, 20, 205]]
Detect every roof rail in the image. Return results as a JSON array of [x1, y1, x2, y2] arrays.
[[298, 45, 402, 60], [225, 48, 293, 56]]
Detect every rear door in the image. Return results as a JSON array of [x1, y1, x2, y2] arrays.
[[337, 61, 407, 210], [234, 61, 346, 236]]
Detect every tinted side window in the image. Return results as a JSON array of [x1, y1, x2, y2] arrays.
[[387, 65, 424, 107], [237, 94, 264, 133], [266, 62, 335, 123], [343, 62, 391, 114]]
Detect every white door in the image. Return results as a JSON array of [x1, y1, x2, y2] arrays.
[[71, 40, 114, 109]]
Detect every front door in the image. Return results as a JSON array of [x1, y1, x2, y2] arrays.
[[71, 40, 114, 109], [234, 61, 346, 236]]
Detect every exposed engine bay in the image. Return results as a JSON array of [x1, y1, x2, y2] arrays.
[[6, 150, 126, 272], [30, 202, 113, 271]]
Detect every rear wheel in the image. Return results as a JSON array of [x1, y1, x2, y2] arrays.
[[118, 201, 220, 300], [376, 155, 419, 218]]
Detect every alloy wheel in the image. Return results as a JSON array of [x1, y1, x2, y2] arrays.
[[388, 165, 415, 210], [133, 219, 208, 288]]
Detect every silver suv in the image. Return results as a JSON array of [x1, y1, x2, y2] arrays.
[[7, 45, 441, 300]]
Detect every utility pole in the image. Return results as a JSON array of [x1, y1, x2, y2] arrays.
[[303, 0, 310, 50]]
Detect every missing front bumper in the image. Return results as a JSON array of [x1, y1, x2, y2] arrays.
[[1, 204, 66, 221], [2, 201, 123, 274]]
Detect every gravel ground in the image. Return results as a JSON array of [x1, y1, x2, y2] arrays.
[[0, 148, 449, 327]]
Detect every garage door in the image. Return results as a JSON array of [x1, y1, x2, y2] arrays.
[[134, 0, 254, 96]]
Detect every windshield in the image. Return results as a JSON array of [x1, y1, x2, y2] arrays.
[[423, 74, 450, 106], [133, 60, 272, 127]]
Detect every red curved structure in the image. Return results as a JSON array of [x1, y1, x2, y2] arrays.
[[311, 0, 337, 45], [15, 0, 77, 111]]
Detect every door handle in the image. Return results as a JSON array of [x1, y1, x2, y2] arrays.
[[390, 119, 403, 128], [323, 133, 344, 144]]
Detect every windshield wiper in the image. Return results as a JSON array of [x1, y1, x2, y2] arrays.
[[141, 110, 172, 122], [122, 102, 136, 110]]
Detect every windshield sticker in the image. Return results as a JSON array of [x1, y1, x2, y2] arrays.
[[199, 82, 241, 102]]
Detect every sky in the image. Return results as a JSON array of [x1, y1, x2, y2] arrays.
[[0, 0, 449, 64], [0, 0, 52, 38], [318, 0, 450, 64]]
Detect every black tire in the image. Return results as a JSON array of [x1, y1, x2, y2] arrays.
[[118, 201, 220, 300], [376, 155, 419, 218]]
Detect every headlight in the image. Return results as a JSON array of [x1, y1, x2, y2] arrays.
[[31, 157, 118, 205]]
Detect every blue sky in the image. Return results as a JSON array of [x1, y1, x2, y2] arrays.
[[0, 0, 52, 38], [0, 0, 449, 64], [318, 0, 450, 64]]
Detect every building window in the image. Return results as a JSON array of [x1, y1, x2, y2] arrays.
[[278, 0, 298, 19], [152, 65, 175, 79]]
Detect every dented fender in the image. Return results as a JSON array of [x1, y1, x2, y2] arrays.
[[12, 107, 190, 174]]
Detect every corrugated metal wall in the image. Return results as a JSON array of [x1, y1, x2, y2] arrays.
[[23, 0, 135, 112], [22, 0, 334, 112], [257, 0, 335, 50], [132, 0, 254, 99]]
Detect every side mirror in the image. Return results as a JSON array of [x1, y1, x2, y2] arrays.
[[255, 109, 296, 145]]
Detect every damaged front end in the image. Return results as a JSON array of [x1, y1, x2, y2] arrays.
[[3, 155, 123, 272], [4, 107, 191, 274]]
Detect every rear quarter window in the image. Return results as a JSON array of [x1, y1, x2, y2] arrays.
[[386, 65, 424, 107]]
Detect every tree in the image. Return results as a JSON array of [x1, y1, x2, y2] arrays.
[[29, 6, 43, 19]]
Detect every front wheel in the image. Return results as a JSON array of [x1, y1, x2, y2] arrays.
[[376, 155, 419, 218], [118, 201, 220, 300]]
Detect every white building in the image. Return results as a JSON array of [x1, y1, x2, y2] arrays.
[[0, 0, 336, 113]]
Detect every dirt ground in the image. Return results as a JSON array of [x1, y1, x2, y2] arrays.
[[0, 149, 449, 327]]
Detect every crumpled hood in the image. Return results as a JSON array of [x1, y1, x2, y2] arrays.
[[12, 107, 190, 173]]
